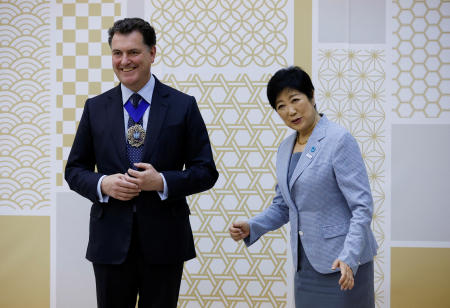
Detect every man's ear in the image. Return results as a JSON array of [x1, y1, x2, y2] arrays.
[[149, 45, 156, 63]]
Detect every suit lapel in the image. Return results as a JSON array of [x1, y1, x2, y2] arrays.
[[288, 115, 328, 191], [276, 133, 297, 209], [106, 85, 129, 169], [142, 77, 168, 161]]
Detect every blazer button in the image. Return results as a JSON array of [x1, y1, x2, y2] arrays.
[[299, 230, 304, 236]]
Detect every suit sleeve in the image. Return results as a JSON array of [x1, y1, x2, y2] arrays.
[[244, 183, 290, 247], [65, 99, 103, 203], [161, 97, 218, 199], [332, 131, 374, 275]]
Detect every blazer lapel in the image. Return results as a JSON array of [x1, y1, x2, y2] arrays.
[[106, 85, 129, 169], [276, 132, 297, 209], [142, 77, 168, 161], [288, 115, 328, 191]]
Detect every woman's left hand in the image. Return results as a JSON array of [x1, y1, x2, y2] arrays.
[[331, 259, 354, 291]]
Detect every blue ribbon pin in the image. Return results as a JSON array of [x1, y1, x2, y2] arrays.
[[311, 146, 316, 152]]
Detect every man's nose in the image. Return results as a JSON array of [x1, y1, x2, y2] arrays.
[[120, 54, 130, 65]]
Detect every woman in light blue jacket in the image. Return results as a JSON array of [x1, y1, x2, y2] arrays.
[[229, 66, 378, 307]]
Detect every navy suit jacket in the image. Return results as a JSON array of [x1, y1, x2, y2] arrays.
[[65, 76, 218, 264]]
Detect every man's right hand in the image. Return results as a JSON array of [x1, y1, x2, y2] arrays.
[[101, 173, 141, 201], [229, 221, 250, 241]]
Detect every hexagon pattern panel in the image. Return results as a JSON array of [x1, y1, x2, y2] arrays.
[[316, 49, 386, 308], [162, 73, 290, 307], [0, 0, 51, 211], [392, 0, 450, 119]]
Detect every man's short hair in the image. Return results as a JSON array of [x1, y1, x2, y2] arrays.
[[108, 18, 156, 48]]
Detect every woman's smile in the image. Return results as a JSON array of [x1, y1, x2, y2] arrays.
[[292, 117, 302, 125]]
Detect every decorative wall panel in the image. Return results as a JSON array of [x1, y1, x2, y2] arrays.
[[149, 0, 289, 67], [0, 0, 51, 211], [316, 48, 387, 307], [392, 0, 450, 119], [162, 73, 290, 307], [148, 0, 294, 306], [55, 0, 122, 186]]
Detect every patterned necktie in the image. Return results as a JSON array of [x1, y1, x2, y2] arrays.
[[127, 93, 144, 169]]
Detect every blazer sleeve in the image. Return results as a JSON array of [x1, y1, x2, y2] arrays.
[[161, 97, 218, 199], [332, 131, 374, 275], [245, 183, 290, 246], [64, 99, 103, 203]]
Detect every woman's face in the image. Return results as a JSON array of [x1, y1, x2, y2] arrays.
[[275, 88, 317, 133]]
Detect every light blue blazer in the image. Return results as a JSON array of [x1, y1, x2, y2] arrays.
[[245, 115, 378, 275]]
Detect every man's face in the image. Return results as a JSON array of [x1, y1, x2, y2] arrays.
[[111, 30, 156, 92]]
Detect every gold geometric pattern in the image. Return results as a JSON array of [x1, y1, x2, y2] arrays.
[[55, 0, 121, 186], [0, 0, 51, 210], [161, 74, 290, 307], [149, 0, 289, 67], [393, 0, 450, 118], [316, 49, 386, 308]]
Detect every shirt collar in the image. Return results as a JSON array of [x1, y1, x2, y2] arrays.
[[121, 74, 155, 106]]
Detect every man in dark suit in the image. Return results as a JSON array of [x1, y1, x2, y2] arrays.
[[65, 18, 218, 308]]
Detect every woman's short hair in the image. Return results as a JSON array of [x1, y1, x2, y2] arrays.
[[108, 18, 156, 49], [267, 66, 315, 109]]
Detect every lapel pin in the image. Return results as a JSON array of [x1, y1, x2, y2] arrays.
[[311, 146, 316, 152], [306, 153, 312, 159]]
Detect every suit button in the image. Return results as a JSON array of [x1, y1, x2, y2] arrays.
[[299, 231, 304, 236]]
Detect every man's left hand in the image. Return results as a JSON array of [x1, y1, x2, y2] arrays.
[[126, 163, 164, 192]]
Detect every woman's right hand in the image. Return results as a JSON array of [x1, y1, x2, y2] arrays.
[[229, 221, 250, 241]]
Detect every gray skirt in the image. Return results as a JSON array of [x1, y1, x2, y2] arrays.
[[295, 240, 375, 308]]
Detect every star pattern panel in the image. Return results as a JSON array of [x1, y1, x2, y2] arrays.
[[316, 49, 386, 308]]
